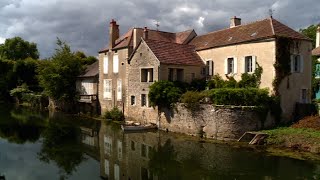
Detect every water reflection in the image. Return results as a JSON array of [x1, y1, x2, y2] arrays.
[[98, 121, 320, 180], [0, 105, 319, 180]]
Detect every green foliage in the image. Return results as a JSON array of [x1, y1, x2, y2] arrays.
[[207, 74, 225, 89], [273, 37, 293, 95], [238, 64, 263, 88], [189, 78, 207, 91], [0, 37, 39, 60], [180, 91, 205, 116], [13, 58, 40, 91], [299, 24, 317, 48], [37, 38, 82, 102], [149, 81, 182, 109], [208, 88, 270, 106], [104, 107, 124, 121], [0, 58, 16, 100], [75, 51, 98, 66]]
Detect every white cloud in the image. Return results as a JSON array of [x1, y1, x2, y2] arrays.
[[0, 37, 5, 44]]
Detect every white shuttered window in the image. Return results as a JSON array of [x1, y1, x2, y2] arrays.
[[117, 79, 122, 101], [103, 56, 108, 74], [113, 54, 119, 73], [103, 79, 112, 99]]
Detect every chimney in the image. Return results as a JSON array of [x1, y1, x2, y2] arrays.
[[230, 16, 241, 28], [316, 25, 320, 48], [109, 19, 119, 49], [143, 27, 149, 40]]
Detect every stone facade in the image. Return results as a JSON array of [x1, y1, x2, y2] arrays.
[[126, 40, 205, 121]]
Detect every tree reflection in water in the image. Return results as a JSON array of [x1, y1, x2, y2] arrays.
[[0, 106, 47, 144], [148, 139, 182, 180], [37, 119, 85, 179]]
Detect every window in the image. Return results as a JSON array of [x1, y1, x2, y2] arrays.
[[131, 141, 135, 150], [141, 94, 147, 107], [103, 56, 108, 74], [104, 135, 112, 155], [168, 68, 174, 81], [117, 79, 122, 101], [301, 89, 307, 103], [227, 58, 234, 74], [103, 79, 112, 99], [117, 140, 122, 160], [131, 96, 135, 105], [141, 68, 153, 82], [245, 56, 253, 73], [141, 144, 147, 157], [177, 69, 184, 81], [291, 55, 303, 73], [79, 80, 94, 95], [191, 73, 195, 80], [113, 54, 119, 73], [206, 60, 214, 76], [105, 159, 109, 177]]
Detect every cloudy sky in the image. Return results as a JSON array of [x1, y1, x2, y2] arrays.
[[0, 0, 319, 58]]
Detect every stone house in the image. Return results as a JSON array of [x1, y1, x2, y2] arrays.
[[189, 17, 312, 121], [126, 33, 205, 122], [98, 16, 312, 122], [76, 61, 99, 114], [98, 19, 196, 115]]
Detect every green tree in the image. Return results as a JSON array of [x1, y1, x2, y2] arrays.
[[75, 51, 97, 66], [149, 81, 182, 109], [300, 24, 319, 98], [0, 37, 39, 60], [38, 39, 82, 102]]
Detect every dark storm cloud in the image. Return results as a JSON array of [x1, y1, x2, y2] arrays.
[[0, 0, 319, 58]]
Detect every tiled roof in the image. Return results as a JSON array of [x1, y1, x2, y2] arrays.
[[145, 39, 204, 66], [99, 28, 195, 53], [78, 61, 99, 78], [189, 18, 311, 51], [312, 47, 320, 56]]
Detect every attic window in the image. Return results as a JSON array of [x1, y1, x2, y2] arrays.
[[251, 32, 257, 37], [228, 37, 233, 41]]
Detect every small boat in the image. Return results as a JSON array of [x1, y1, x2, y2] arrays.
[[121, 123, 157, 131]]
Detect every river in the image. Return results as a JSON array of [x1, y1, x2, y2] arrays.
[[0, 105, 319, 180]]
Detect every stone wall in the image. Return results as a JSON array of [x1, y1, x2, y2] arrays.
[[129, 104, 275, 141]]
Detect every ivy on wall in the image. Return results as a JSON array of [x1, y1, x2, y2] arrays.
[[272, 36, 293, 96]]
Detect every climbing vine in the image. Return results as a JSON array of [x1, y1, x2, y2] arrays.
[[272, 36, 293, 96]]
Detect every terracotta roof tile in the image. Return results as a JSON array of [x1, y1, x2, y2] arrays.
[[145, 39, 204, 66], [99, 28, 195, 53], [190, 18, 310, 51], [312, 47, 320, 56]]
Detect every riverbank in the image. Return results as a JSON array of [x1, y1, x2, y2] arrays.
[[262, 116, 320, 154]]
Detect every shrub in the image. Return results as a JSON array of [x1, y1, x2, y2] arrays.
[[208, 88, 270, 106], [189, 78, 207, 91], [180, 91, 206, 115], [207, 74, 225, 89], [104, 107, 124, 121], [149, 81, 182, 109]]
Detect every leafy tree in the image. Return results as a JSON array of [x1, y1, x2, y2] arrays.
[[0, 37, 39, 60], [75, 51, 97, 66], [149, 81, 182, 109], [300, 25, 317, 48], [13, 58, 40, 91], [38, 39, 82, 102], [300, 24, 319, 98]]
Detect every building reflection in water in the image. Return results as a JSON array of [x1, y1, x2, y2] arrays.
[[78, 120, 320, 180]]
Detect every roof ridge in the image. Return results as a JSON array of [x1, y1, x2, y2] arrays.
[[197, 18, 270, 37], [270, 17, 275, 35], [145, 38, 195, 47]]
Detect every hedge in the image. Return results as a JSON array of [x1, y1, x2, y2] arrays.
[[208, 88, 270, 106]]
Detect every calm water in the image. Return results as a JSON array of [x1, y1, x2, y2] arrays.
[[0, 105, 319, 180]]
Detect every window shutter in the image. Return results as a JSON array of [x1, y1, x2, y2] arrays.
[[209, 60, 213, 76], [104, 56, 108, 74], [300, 55, 304, 73], [290, 55, 294, 73], [242, 57, 246, 73], [113, 54, 119, 73], [252, 56, 257, 72], [234, 57, 238, 74], [224, 58, 228, 74], [117, 79, 122, 101]]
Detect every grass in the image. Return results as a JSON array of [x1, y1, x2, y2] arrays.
[[262, 127, 320, 153]]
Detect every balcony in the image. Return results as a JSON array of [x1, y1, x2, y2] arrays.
[[78, 95, 98, 103]]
